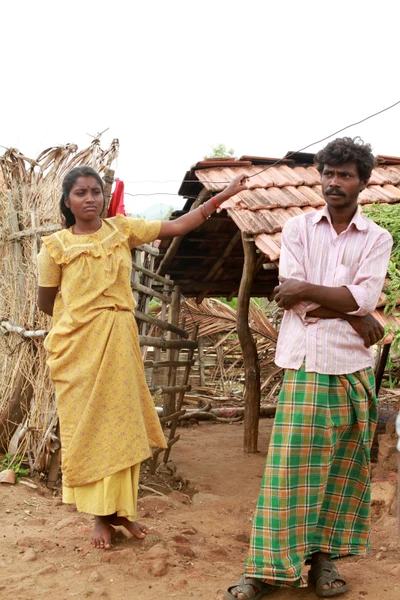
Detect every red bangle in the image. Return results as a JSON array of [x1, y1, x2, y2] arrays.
[[210, 197, 221, 211]]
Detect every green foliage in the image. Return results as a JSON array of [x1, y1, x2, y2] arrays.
[[0, 453, 30, 481], [204, 143, 235, 159], [363, 203, 400, 352], [217, 296, 237, 309]]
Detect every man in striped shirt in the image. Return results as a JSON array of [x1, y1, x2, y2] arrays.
[[227, 138, 393, 599]]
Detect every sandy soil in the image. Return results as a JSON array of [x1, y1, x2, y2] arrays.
[[0, 420, 399, 600]]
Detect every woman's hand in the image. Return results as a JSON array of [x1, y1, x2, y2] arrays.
[[215, 174, 249, 205]]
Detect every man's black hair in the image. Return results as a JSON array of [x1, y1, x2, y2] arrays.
[[314, 137, 375, 182]]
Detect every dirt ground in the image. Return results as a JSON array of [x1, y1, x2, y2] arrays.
[[0, 419, 399, 600]]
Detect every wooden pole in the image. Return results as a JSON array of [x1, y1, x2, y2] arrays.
[[102, 168, 114, 214], [163, 285, 181, 416], [375, 342, 391, 394], [198, 337, 206, 387], [237, 233, 260, 453]]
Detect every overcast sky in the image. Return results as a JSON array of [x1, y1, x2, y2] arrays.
[[1, 0, 399, 214]]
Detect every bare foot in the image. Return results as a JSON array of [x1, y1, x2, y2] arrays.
[[108, 514, 148, 539], [92, 516, 113, 549]]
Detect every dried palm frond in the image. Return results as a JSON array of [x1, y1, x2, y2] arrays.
[[150, 297, 282, 400]]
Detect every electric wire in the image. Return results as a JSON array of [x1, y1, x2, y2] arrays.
[[121, 98, 400, 196]]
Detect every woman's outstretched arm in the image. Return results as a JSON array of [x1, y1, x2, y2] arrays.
[[158, 174, 248, 239]]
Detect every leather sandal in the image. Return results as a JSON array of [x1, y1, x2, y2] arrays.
[[226, 576, 278, 600], [308, 561, 349, 597]]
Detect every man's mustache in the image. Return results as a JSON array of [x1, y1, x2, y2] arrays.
[[325, 188, 346, 197]]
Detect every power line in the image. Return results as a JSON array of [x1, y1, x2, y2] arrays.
[[250, 98, 400, 178], [120, 98, 400, 191], [125, 192, 184, 198]]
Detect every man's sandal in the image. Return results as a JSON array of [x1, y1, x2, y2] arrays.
[[308, 561, 349, 597], [226, 577, 278, 600]]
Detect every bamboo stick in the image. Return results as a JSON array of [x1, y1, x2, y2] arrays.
[[135, 309, 189, 338], [139, 335, 197, 350], [158, 409, 186, 424], [132, 262, 174, 287], [131, 281, 171, 304], [144, 359, 195, 368], [150, 384, 191, 394], [1, 321, 47, 338], [135, 243, 159, 256], [6, 224, 62, 241]]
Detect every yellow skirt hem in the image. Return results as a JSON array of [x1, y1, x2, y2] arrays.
[[63, 464, 140, 520]]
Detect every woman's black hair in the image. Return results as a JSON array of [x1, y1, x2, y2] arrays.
[[60, 166, 105, 228], [314, 137, 375, 182]]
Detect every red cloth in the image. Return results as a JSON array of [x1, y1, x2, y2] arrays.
[[107, 179, 126, 217]]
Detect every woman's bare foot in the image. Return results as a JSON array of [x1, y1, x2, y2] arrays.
[[92, 516, 113, 549], [108, 514, 148, 539]]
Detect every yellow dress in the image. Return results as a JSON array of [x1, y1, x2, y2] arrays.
[[37, 215, 167, 520]]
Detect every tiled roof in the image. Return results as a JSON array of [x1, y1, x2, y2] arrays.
[[183, 155, 400, 262], [156, 152, 400, 311]]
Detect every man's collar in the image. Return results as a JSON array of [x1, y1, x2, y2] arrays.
[[312, 205, 367, 230]]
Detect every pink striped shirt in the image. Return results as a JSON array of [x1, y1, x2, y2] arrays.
[[275, 205, 393, 374]]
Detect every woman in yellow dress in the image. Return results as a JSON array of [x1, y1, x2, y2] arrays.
[[37, 165, 247, 549]]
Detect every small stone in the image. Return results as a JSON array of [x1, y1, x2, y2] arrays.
[[146, 545, 169, 560], [172, 535, 190, 544], [88, 570, 103, 582], [181, 528, 198, 535], [235, 533, 250, 544], [149, 558, 168, 577], [380, 546, 388, 552], [375, 552, 384, 560], [172, 578, 189, 590], [21, 548, 37, 562], [390, 565, 400, 581], [141, 529, 164, 549], [212, 547, 229, 558], [100, 548, 135, 563], [169, 491, 191, 505], [175, 545, 196, 558]]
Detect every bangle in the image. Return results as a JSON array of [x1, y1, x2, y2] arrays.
[[200, 203, 209, 220], [210, 196, 221, 212]]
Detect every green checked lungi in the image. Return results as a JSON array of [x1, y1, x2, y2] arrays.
[[244, 365, 377, 587]]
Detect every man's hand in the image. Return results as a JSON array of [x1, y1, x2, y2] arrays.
[[274, 276, 306, 309], [347, 313, 384, 348]]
